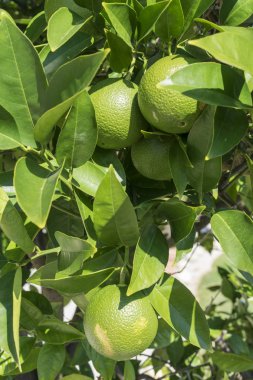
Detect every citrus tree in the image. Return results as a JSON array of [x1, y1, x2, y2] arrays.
[[1, 0, 253, 379]]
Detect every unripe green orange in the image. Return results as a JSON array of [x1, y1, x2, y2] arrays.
[[83, 285, 158, 361], [90, 79, 148, 149], [138, 55, 200, 134]]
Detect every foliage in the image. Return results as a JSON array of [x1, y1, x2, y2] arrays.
[[0, 0, 253, 379]]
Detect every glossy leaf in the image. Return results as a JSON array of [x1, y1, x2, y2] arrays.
[[160, 62, 252, 108], [83, 341, 116, 380], [127, 224, 168, 295], [75, 190, 97, 244], [48, 7, 92, 51], [212, 352, 253, 372], [93, 166, 139, 247], [180, 0, 200, 35], [14, 157, 61, 228], [103, 2, 136, 47], [169, 138, 191, 197], [155, 198, 204, 244], [28, 260, 116, 293], [73, 149, 126, 197], [124, 361, 135, 380], [44, 0, 89, 19], [155, 0, 184, 40], [137, 0, 171, 42], [0, 108, 21, 150], [187, 106, 216, 161], [34, 50, 109, 144], [0, 337, 36, 376], [220, 0, 253, 26], [0, 187, 35, 253], [37, 344, 65, 380], [62, 376, 93, 380], [0, 268, 22, 364], [56, 91, 97, 168], [207, 108, 248, 159], [55, 231, 96, 276], [25, 11, 47, 42], [40, 31, 92, 77], [189, 29, 253, 76], [106, 31, 132, 73], [47, 197, 84, 244], [149, 276, 211, 350], [211, 210, 253, 274], [187, 156, 222, 200], [0, 16, 47, 147], [36, 317, 85, 344]]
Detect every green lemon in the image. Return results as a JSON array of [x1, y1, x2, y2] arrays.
[[138, 55, 200, 134], [131, 136, 172, 180], [90, 79, 148, 149], [83, 285, 158, 361]]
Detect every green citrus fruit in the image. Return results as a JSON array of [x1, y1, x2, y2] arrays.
[[83, 285, 158, 361], [90, 79, 148, 149], [131, 136, 172, 180], [138, 55, 200, 134]]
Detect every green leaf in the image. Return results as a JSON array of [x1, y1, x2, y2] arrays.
[[21, 292, 53, 330], [155, 0, 184, 40], [211, 210, 253, 274], [106, 31, 132, 73], [40, 32, 92, 78], [93, 166, 139, 247], [0, 337, 36, 376], [155, 198, 204, 244], [102, 2, 136, 47], [73, 149, 126, 197], [187, 156, 222, 200], [0, 187, 35, 253], [62, 375, 93, 380], [55, 231, 96, 276], [180, 0, 200, 35], [47, 197, 84, 244], [212, 352, 253, 372], [0, 16, 47, 147], [0, 268, 22, 364], [137, 0, 171, 42], [149, 275, 211, 350], [169, 138, 191, 197], [25, 11, 47, 42], [44, 0, 89, 19], [127, 224, 168, 295], [36, 317, 85, 344], [34, 50, 109, 144], [28, 260, 116, 293], [83, 341, 116, 380], [187, 106, 216, 160], [189, 29, 253, 76], [14, 157, 61, 228], [186, 107, 222, 199], [56, 91, 97, 168], [48, 7, 92, 51], [37, 344, 65, 380], [74, 0, 102, 12], [207, 108, 248, 159], [75, 190, 97, 244], [220, 0, 253, 26], [124, 361, 135, 380], [159, 62, 252, 108]]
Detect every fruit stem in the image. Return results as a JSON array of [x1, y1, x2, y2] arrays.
[[119, 246, 130, 285]]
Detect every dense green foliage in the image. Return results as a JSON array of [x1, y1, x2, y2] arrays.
[[1, 0, 253, 379]]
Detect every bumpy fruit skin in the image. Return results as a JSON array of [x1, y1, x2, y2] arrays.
[[131, 136, 172, 180], [83, 285, 158, 361], [138, 55, 200, 134], [90, 79, 148, 149]]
